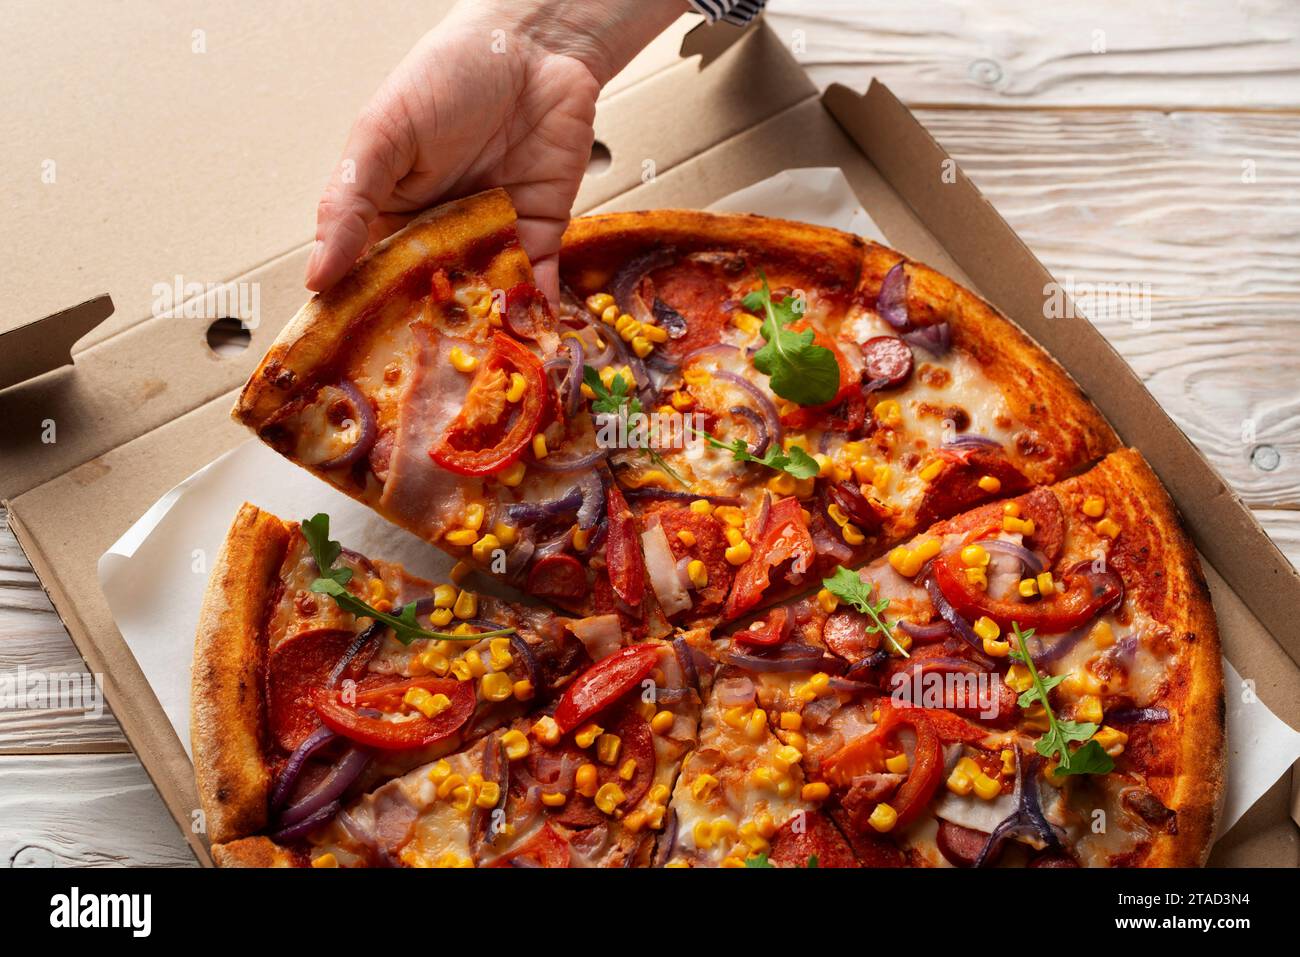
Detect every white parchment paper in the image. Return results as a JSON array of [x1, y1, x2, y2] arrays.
[[98, 167, 1300, 836]]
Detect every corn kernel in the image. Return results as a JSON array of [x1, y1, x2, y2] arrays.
[[1077, 694, 1104, 724], [444, 528, 478, 547], [692, 774, 719, 801], [973, 616, 1000, 642], [960, 544, 989, 568], [419, 648, 450, 676], [531, 715, 561, 746], [618, 758, 638, 781], [874, 400, 902, 428], [531, 433, 548, 460], [1082, 495, 1106, 518], [513, 679, 534, 701], [885, 753, 910, 774], [1093, 725, 1129, 756], [1003, 515, 1031, 534], [479, 671, 513, 702], [436, 773, 465, 799], [1006, 663, 1033, 693], [868, 803, 898, 832], [453, 589, 477, 620], [574, 722, 604, 749], [946, 769, 973, 796], [687, 559, 709, 589], [540, 791, 568, 807], [693, 820, 716, 850], [641, 323, 669, 344], [630, 335, 653, 358], [977, 474, 1002, 493], [449, 346, 478, 373], [965, 567, 988, 591], [474, 781, 501, 809], [651, 710, 676, 735], [983, 636, 1010, 657], [1091, 620, 1116, 648], [1018, 578, 1039, 598], [1035, 571, 1056, 597], [689, 498, 713, 515], [779, 711, 803, 732], [773, 745, 803, 772], [842, 523, 866, 546], [427, 759, 452, 785], [725, 541, 753, 565], [826, 503, 850, 528], [586, 292, 614, 315], [596, 733, 622, 765], [802, 782, 831, 802], [1003, 501, 1022, 517], [745, 708, 768, 741], [815, 588, 840, 613], [449, 784, 475, 812], [574, 763, 599, 797], [471, 533, 501, 564], [311, 852, 339, 868], [501, 729, 530, 761], [500, 370, 527, 403], [732, 312, 762, 335], [595, 782, 625, 815], [1096, 517, 1122, 539], [403, 688, 451, 719], [714, 505, 745, 528], [919, 459, 944, 482], [1001, 749, 1016, 776], [973, 773, 1002, 801], [767, 472, 797, 496], [499, 460, 526, 487]]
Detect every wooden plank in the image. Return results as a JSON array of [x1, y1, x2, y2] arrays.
[[1258, 509, 1300, 572], [0, 752, 194, 866], [0, 508, 127, 752], [770, 0, 1300, 109], [913, 108, 1300, 301]]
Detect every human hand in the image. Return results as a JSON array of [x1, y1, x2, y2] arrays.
[[306, 0, 688, 301]]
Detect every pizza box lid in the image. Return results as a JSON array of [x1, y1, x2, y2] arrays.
[[2, 10, 1297, 866]]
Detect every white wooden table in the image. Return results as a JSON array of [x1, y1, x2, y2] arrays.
[[2, 0, 1298, 866]]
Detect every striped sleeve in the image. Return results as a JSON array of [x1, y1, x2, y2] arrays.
[[688, 0, 767, 27]]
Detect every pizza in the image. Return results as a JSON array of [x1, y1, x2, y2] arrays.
[[201, 191, 1223, 867], [234, 195, 1116, 634]]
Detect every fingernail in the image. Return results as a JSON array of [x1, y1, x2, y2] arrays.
[[305, 240, 324, 284]]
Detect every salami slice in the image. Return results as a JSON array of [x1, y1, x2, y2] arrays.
[[768, 810, 859, 868], [861, 336, 913, 389]]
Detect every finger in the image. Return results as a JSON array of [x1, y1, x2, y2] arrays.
[[306, 105, 414, 292], [513, 213, 570, 306]]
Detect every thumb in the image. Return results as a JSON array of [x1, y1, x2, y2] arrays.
[[306, 108, 413, 292]]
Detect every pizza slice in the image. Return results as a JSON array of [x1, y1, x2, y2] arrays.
[[556, 210, 1120, 628], [192, 503, 597, 853], [670, 448, 1222, 867], [208, 621, 711, 868]]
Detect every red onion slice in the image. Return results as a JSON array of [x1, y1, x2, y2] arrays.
[[269, 724, 336, 811], [623, 488, 740, 507], [975, 538, 1047, 577], [272, 799, 341, 844], [712, 369, 784, 453], [278, 746, 371, 828], [673, 636, 701, 690], [925, 574, 996, 667], [504, 488, 583, 525], [974, 752, 1065, 868], [876, 262, 910, 330], [721, 641, 831, 674], [942, 434, 1002, 451], [902, 321, 952, 357], [653, 808, 679, 867], [729, 405, 770, 457], [576, 470, 606, 530], [611, 248, 676, 327], [1104, 705, 1169, 724], [897, 619, 951, 640], [317, 379, 379, 471]]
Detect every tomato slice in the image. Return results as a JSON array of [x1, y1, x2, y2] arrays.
[[429, 333, 549, 476], [931, 550, 1123, 634], [734, 607, 789, 647], [485, 822, 571, 868], [526, 553, 587, 601], [312, 676, 475, 751], [553, 644, 659, 733], [822, 703, 942, 830], [604, 483, 645, 610], [722, 497, 815, 621]]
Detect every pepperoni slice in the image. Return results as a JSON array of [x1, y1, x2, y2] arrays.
[[860, 336, 913, 389], [486, 822, 571, 868], [768, 810, 860, 868], [916, 448, 1032, 527], [542, 708, 657, 828], [821, 608, 880, 663], [655, 506, 733, 616], [826, 807, 904, 867], [1017, 487, 1066, 564], [936, 820, 987, 868], [268, 627, 368, 752], [526, 554, 587, 601]]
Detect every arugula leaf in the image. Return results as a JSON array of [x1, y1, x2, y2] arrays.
[[744, 853, 774, 868], [806, 855, 819, 868], [302, 513, 352, 587], [1009, 623, 1114, 777], [743, 273, 840, 407], [689, 427, 820, 480], [821, 565, 909, 658], [301, 513, 514, 646], [584, 366, 689, 488]]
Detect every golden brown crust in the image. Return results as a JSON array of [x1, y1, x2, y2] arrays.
[[212, 836, 305, 868], [233, 187, 531, 429], [191, 503, 289, 845], [1060, 449, 1224, 866]]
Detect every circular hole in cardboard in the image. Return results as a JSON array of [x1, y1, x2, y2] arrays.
[[206, 317, 252, 357], [587, 140, 612, 176]]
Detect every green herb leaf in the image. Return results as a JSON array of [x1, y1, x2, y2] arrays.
[[744, 273, 840, 406], [821, 565, 909, 658], [744, 853, 774, 868], [806, 855, 819, 868], [584, 365, 641, 417], [689, 427, 821, 480], [1010, 623, 1114, 777], [302, 513, 514, 646]]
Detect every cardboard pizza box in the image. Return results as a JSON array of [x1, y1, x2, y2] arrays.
[[2, 7, 1296, 867]]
